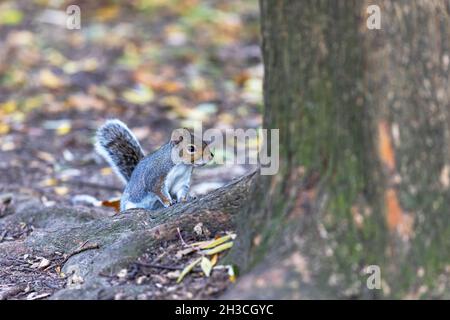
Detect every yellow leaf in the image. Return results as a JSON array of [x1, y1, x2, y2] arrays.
[[0, 8, 23, 25], [54, 186, 69, 196], [1, 101, 17, 114], [195, 234, 236, 250], [39, 69, 64, 89], [40, 178, 57, 187], [122, 86, 154, 105], [47, 50, 66, 66], [201, 241, 233, 255], [100, 167, 113, 176], [23, 96, 44, 112], [200, 257, 212, 277], [95, 5, 120, 22], [0, 123, 10, 135], [177, 257, 201, 283], [160, 95, 183, 109], [210, 254, 218, 267], [56, 122, 71, 135], [81, 58, 98, 72]]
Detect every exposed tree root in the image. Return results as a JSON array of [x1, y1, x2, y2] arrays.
[[0, 172, 256, 299]]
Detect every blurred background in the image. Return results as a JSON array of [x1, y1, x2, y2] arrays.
[[0, 0, 262, 206]]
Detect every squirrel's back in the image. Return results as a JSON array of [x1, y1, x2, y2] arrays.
[[95, 119, 145, 183]]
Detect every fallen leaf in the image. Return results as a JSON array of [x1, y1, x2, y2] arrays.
[[201, 241, 233, 255], [122, 85, 154, 105], [38, 258, 50, 269], [100, 167, 113, 176], [67, 94, 105, 111], [0, 7, 23, 25], [40, 178, 57, 187], [233, 70, 250, 87], [1, 141, 15, 151], [63, 58, 98, 74], [134, 71, 183, 93], [26, 292, 51, 300], [136, 275, 147, 285], [195, 233, 236, 250], [95, 5, 120, 22], [177, 257, 201, 283], [0, 123, 10, 135], [101, 199, 121, 212], [200, 257, 212, 277], [23, 96, 44, 112], [167, 270, 181, 279], [36, 151, 55, 163], [1, 100, 17, 114], [160, 95, 184, 109], [210, 254, 218, 267], [54, 186, 69, 196], [56, 121, 71, 135], [39, 69, 64, 89], [6, 30, 33, 46]]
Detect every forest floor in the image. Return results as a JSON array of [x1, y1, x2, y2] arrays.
[[0, 0, 261, 299]]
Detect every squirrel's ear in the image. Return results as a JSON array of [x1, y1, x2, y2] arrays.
[[171, 128, 188, 145]]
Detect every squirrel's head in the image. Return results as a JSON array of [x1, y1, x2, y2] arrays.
[[170, 128, 214, 167]]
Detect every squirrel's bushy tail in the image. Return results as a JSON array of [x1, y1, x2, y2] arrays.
[[95, 119, 145, 183]]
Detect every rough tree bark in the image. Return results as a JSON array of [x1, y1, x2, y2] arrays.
[[0, 173, 255, 299], [226, 0, 450, 299]]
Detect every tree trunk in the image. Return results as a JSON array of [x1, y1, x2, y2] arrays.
[[227, 0, 450, 299], [2, 0, 449, 300]]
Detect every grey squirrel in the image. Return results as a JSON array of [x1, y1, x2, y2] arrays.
[[95, 119, 214, 211]]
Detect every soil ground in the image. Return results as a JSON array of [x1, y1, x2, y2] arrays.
[[0, 0, 261, 299]]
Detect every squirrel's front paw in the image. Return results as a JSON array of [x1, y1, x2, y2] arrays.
[[162, 198, 176, 207]]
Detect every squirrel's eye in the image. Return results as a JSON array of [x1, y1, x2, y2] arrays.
[[187, 144, 196, 154]]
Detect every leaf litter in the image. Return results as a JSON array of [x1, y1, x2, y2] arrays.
[[0, 0, 261, 300]]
